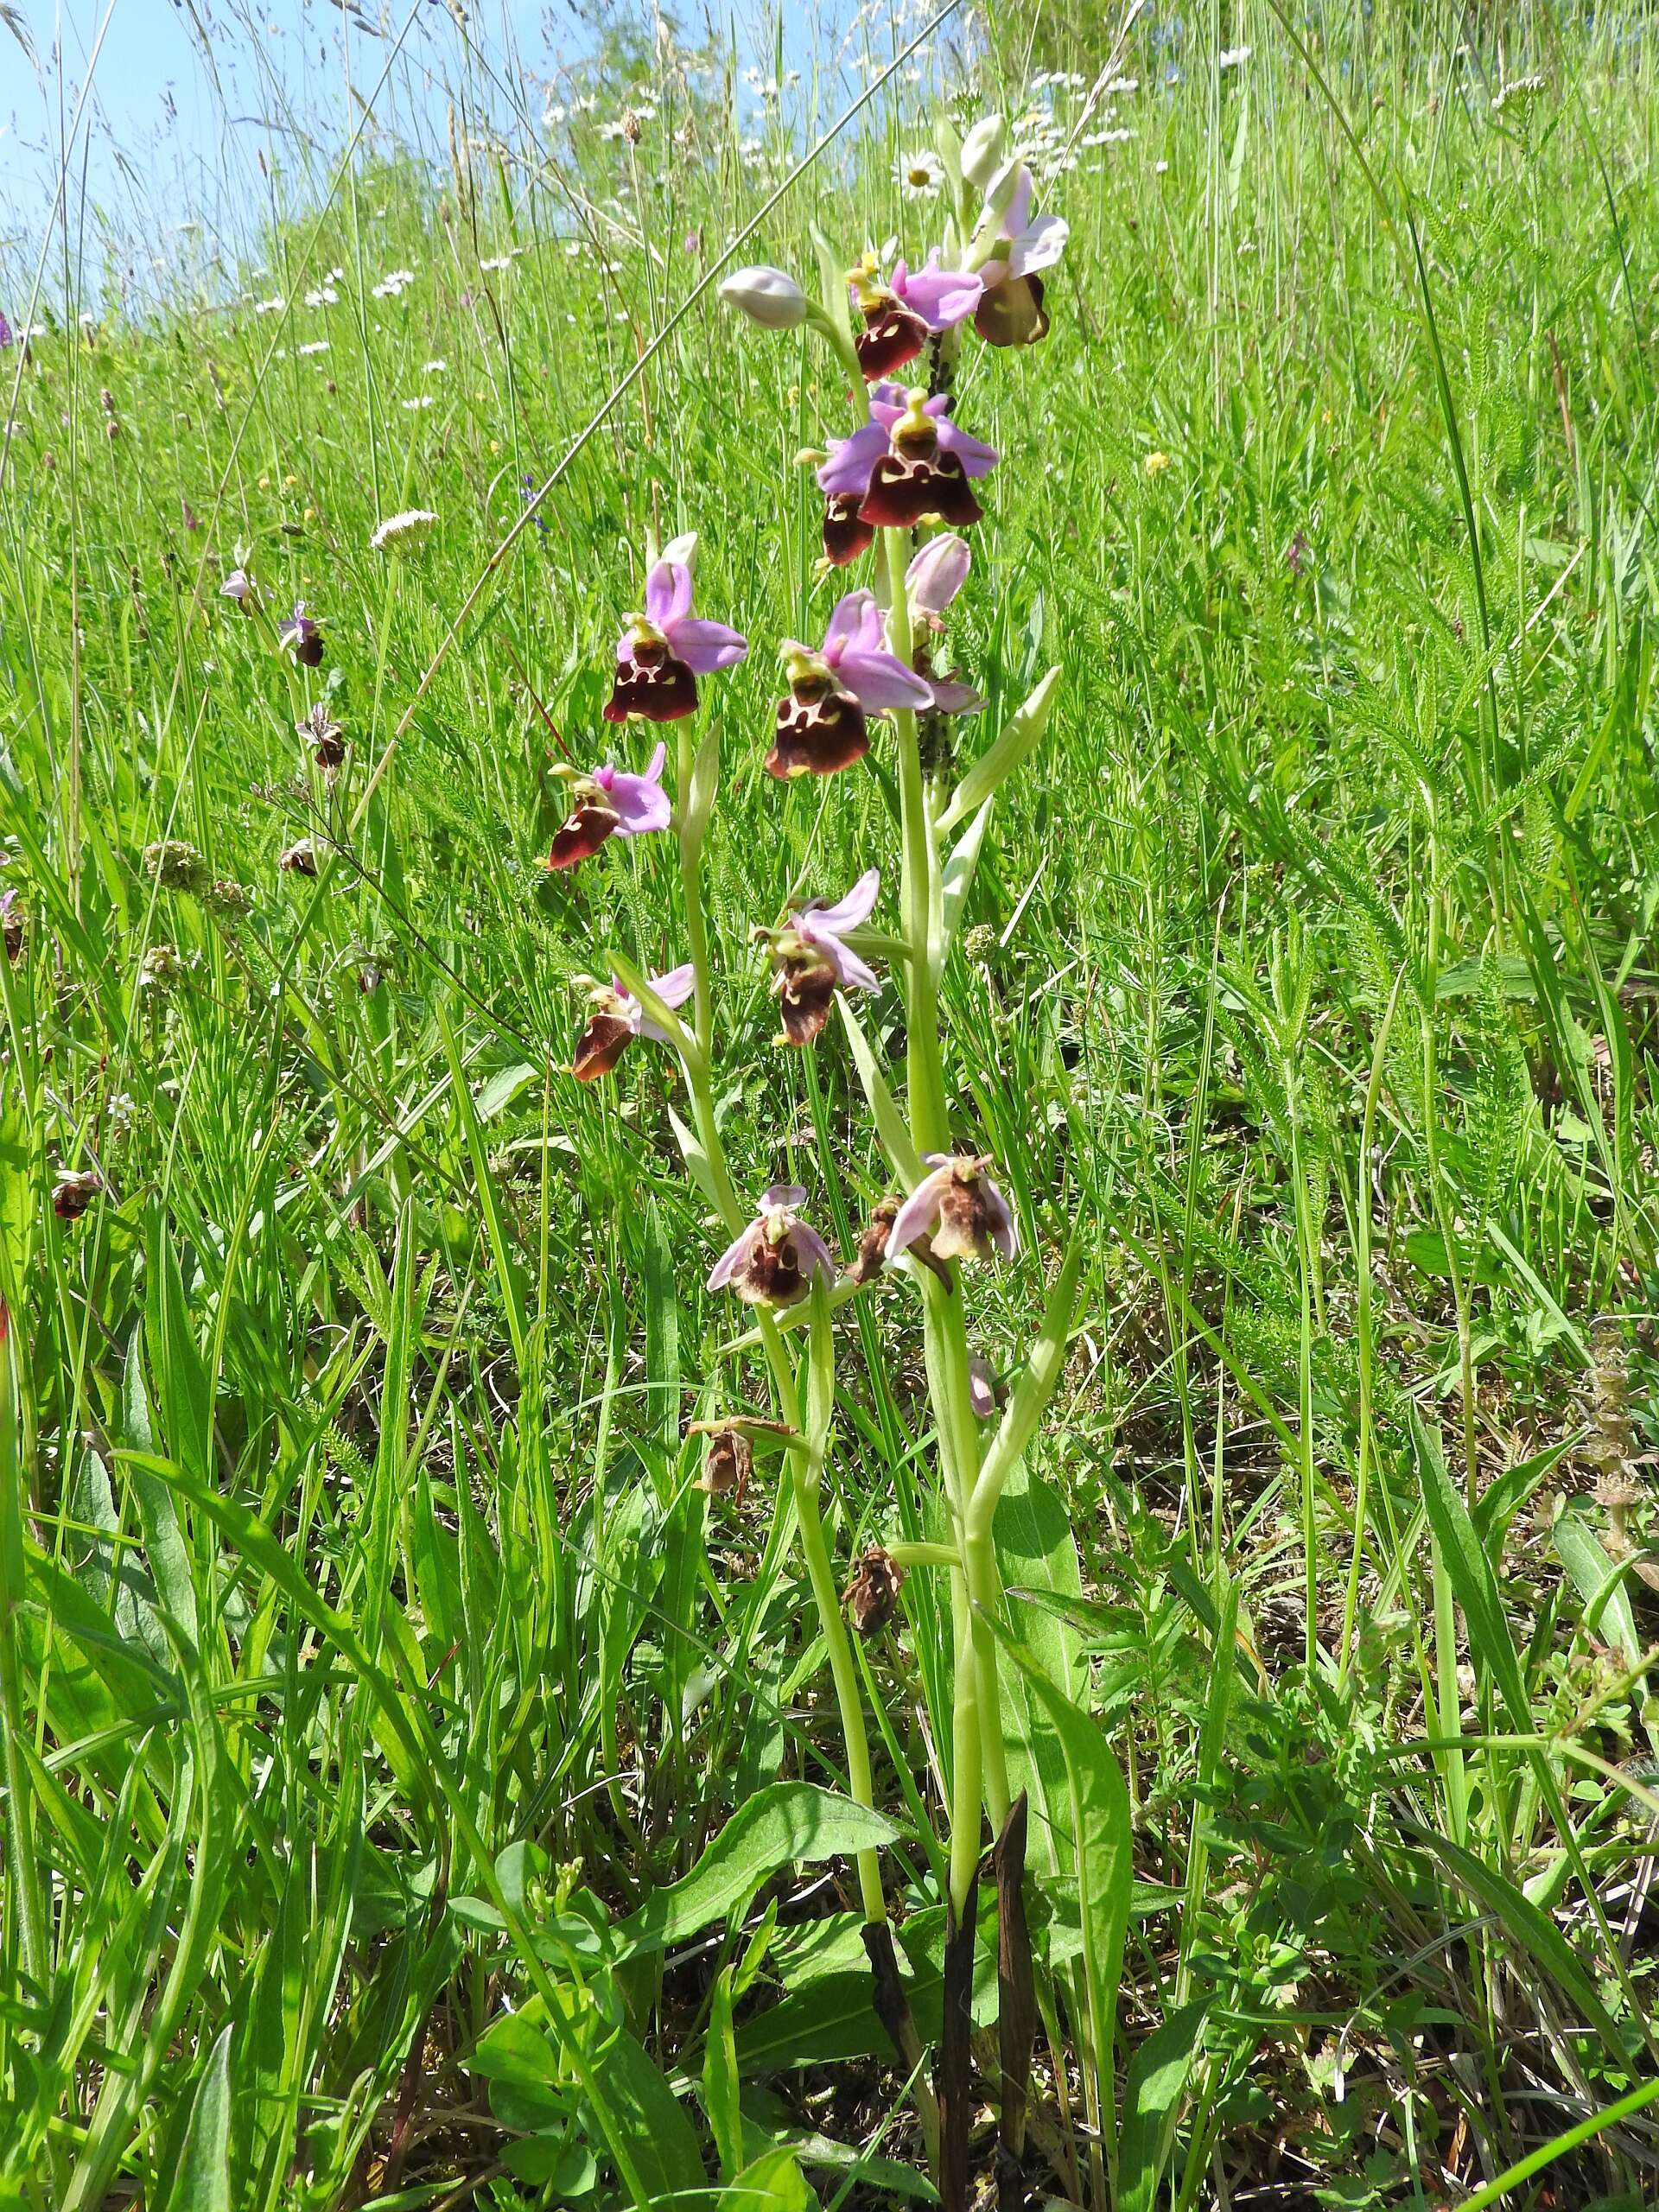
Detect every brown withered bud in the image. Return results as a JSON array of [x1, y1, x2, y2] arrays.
[[849, 1192, 950, 1288], [696, 1426, 753, 1505], [297, 701, 346, 772], [849, 1195, 900, 1285], [53, 1167, 102, 1221], [844, 1547, 906, 1637], [278, 839, 319, 877], [772, 948, 837, 1047]]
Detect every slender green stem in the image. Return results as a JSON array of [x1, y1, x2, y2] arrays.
[[884, 531, 949, 1154], [674, 837, 885, 1926], [1339, 966, 1408, 1688]]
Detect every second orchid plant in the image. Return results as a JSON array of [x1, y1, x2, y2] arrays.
[[553, 114, 1078, 2189]]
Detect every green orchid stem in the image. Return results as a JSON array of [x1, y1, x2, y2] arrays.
[[883, 532, 950, 1156], [673, 837, 885, 1929], [675, 728, 715, 1056], [885, 524, 1007, 1914]]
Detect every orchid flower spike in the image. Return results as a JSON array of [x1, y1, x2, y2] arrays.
[[708, 1185, 837, 1306], [887, 1154, 1019, 1265], [606, 556, 747, 723], [768, 592, 933, 779], [976, 165, 1068, 347], [547, 742, 671, 869], [572, 962, 695, 1080], [817, 385, 997, 562], [769, 868, 880, 1045]]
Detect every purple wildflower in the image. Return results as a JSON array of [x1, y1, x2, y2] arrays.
[[219, 567, 257, 608], [708, 1185, 837, 1307], [572, 961, 695, 1079], [768, 592, 933, 779], [547, 742, 671, 869], [887, 1154, 1019, 1266], [606, 556, 747, 724]]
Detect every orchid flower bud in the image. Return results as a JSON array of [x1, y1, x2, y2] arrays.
[[718, 265, 808, 330], [660, 530, 698, 570], [906, 533, 971, 617], [961, 114, 1007, 193]]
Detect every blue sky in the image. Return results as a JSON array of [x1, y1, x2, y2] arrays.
[[0, 1, 630, 287]]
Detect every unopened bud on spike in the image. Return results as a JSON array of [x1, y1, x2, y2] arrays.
[[961, 114, 1006, 192], [718, 265, 808, 330]]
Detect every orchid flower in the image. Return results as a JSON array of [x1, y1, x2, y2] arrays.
[[768, 593, 934, 779], [279, 602, 323, 666], [606, 556, 747, 723], [887, 1154, 1019, 1265], [975, 165, 1068, 347], [817, 385, 998, 563], [708, 1185, 837, 1307], [547, 742, 671, 868], [219, 567, 257, 608], [847, 251, 928, 380], [572, 961, 695, 1080], [770, 868, 880, 1044]]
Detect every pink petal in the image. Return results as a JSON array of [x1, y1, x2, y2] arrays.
[[607, 741, 670, 835], [761, 1182, 807, 1211], [929, 678, 985, 715], [1008, 213, 1068, 280], [824, 942, 879, 993], [817, 421, 887, 497], [792, 1224, 836, 1281], [823, 589, 879, 656], [803, 866, 880, 936], [936, 418, 999, 477], [652, 961, 697, 1008], [709, 1223, 757, 1291], [887, 1168, 948, 1257], [665, 614, 747, 673], [645, 559, 692, 626], [893, 251, 983, 331], [836, 648, 934, 713]]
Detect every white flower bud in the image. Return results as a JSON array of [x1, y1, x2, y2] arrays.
[[718, 265, 808, 330], [961, 114, 1006, 192], [660, 531, 698, 570]]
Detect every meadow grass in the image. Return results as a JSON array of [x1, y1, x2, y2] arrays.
[[3, 0, 1659, 2204]]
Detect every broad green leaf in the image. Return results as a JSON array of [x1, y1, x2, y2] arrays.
[[837, 998, 925, 1191], [1117, 2002, 1209, 2212], [716, 2147, 814, 2212], [1408, 1406, 1530, 1733], [1552, 1502, 1641, 1667], [989, 1629, 1132, 2134], [703, 1970, 745, 2180], [617, 1783, 902, 1959], [937, 665, 1060, 832], [159, 2022, 233, 2212], [541, 1983, 704, 2209]]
